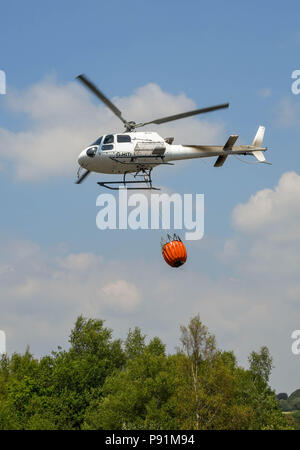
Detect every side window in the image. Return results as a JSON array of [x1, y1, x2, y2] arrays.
[[103, 134, 114, 144], [117, 135, 131, 143], [102, 144, 114, 151]]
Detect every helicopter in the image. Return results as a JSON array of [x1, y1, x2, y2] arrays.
[[75, 74, 269, 190]]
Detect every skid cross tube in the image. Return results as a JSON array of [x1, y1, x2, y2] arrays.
[[97, 169, 160, 190], [97, 180, 160, 190]]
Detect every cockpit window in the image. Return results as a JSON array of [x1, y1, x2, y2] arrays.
[[117, 134, 131, 143], [92, 136, 103, 145], [104, 134, 114, 144]]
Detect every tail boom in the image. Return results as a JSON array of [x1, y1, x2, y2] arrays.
[[167, 126, 268, 164]]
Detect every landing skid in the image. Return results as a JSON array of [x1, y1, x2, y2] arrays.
[[97, 169, 160, 190]]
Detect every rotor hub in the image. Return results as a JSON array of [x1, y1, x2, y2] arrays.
[[125, 121, 137, 132]]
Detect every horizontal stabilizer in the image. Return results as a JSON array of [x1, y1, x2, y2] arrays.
[[214, 134, 239, 167], [214, 155, 228, 167], [224, 134, 239, 150]]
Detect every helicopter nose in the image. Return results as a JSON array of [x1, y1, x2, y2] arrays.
[[78, 150, 88, 168]]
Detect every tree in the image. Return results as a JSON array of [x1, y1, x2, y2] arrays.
[[178, 314, 216, 364], [278, 399, 291, 412], [277, 392, 288, 401], [290, 397, 300, 410], [0, 315, 291, 430], [83, 338, 175, 430], [247, 347, 289, 429], [248, 346, 273, 385], [0, 316, 126, 430], [46, 316, 126, 429], [289, 389, 300, 401], [176, 314, 217, 429], [174, 317, 289, 430], [124, 327, 146, 360]]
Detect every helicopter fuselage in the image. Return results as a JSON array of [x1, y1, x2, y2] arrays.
[[74, 74, 268, 187], [77, 131, 264, 175]]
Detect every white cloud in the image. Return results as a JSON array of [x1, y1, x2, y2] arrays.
[[57, 252, 103, 272], [277, 97, 300, 127], [101, 280, 141, 312], [258, 88, 272, 98], [223, 172, 300, 278], [0, 77, 225, 180], [215, 171, 300, 392], [0, 240, 145, 356], [232, 171, 300, 241]]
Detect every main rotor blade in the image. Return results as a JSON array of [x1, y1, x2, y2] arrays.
[[76, 74, 128, 125], [75, 169, 91, 184], [136, 103, 229, 128]]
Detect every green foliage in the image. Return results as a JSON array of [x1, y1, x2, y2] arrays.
[[277, 389, 300, 413], [290, 410, 300, 429], [0, 315, 290, 430], [83, 336, 174, 430], [277, 392, 288, 401], [0, 316, 125, 430], [289, 389, 300, 401], [124, 327, 146, 360], [178, 314, 216, 364], [279, 399, 292, 412], [289, 397, 300, 410], [248, 346, 273, 385]]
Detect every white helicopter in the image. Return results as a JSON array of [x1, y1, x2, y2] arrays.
[[76, 74, 269, 190]]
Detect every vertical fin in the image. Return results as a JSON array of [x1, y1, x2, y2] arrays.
[[252, 126, 266, 162], [252, 126, 265, 147]]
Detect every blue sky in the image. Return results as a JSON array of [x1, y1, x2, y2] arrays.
[[1, 1, 300, 393]]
